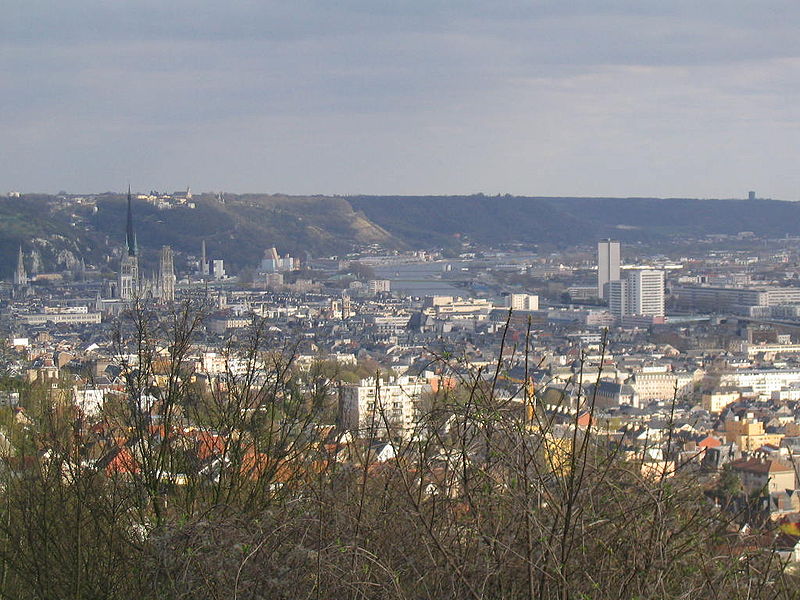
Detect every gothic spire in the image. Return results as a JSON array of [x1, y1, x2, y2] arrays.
[[14, 245, 27, 286], [126, 184, 137, 257]]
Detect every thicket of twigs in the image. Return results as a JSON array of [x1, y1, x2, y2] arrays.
[[0, 304, 796, 600]]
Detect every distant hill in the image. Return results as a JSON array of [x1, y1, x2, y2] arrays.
[[91, 194, 403, 274], [0, 193, 403, 278], [2, 193, 799, 277], [348, 195, 800, 247]]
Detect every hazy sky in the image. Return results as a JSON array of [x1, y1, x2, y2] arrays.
[[2, 1, 800, 198]]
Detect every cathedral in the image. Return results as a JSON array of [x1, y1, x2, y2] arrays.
[[117, 186, 175, 304], [118, 186, 139, 301]]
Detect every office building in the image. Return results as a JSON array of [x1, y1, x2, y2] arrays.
[[597, 239, 620, 299], [672, 285, 800, 314], [607, 279, 627, 319]]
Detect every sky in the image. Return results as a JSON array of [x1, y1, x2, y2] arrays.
[[2, 1, 800, 199]]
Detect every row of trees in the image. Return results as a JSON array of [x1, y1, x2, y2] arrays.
[[0, 303, 795, 599]]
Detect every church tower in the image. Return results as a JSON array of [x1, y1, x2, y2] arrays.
[[118, 185, 139, 301], [158, 245, 176, 303], [13, 245, 27, 287]]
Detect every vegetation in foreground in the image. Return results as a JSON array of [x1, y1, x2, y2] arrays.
[[0, 304, 796, 599]]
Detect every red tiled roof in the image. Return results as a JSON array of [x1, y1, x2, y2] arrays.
[[698, 435, 721, 448]]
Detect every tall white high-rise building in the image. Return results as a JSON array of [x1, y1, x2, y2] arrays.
[[597, 239, 621, 299], [627, 269, 665, 317], [607, 269, 665, 320]]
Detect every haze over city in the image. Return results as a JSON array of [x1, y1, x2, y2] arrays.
[[3, 1, 800, 198]]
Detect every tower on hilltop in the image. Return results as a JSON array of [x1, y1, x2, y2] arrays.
[[119, 185, 140, 301]]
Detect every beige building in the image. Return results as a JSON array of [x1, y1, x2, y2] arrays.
[[702, 389, 740, 414], [729, 457, 796, 495], [424, 296, 493, 317], [208, 316, 252, 334], [627, 370, 697, 402], [725, 415, 784, 451]]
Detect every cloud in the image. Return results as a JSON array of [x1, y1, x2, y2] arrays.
[[2, 1, 800, 196]]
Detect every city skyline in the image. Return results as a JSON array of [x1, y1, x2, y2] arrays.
[[6, 3, 800, 595]]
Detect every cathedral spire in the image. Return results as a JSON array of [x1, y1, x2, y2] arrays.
[[126, 184, 137, 257], [13, 245, 27, 286], [119, 186, 140, 302]]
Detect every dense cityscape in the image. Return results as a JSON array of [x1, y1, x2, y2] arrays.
[[5, 2, 800, 596], [1, 186, 800, 596]]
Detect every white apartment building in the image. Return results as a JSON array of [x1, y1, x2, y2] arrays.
[[211, 259, 225, 280], [197, 352, 250, 376], [627, 270, 665, 317], [607, 270, 665, 320], [745, 343, 800, 356], [340, 375, 432, 439], [715, 368, 800, 396], [368, 279, 391, 294], [72, 387, 104, 417], [506, 293, 539, 311], [20, 312, 102, 325]]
